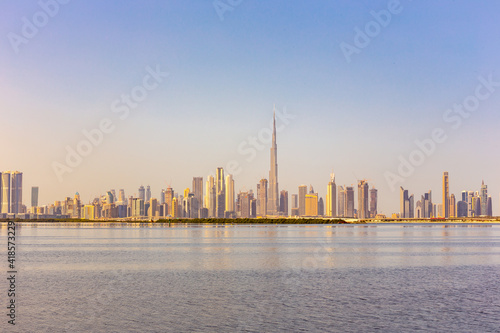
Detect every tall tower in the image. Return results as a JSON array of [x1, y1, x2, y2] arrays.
[[480, 180, 488, 216], [326, 172, 337, 217], [258, 179, 268, 217], [369, 187, 377, 218], [225, 174, 234, 213], [216, 167, 225, 218], [267, 107, 279, 216], [1, 172, 11, 213], [31, 186, 39, 208], [11, 171, 23, 214], [442, 172, 449, 218], [138, 185, 145, 201], [192, 177, 204, 210], [357, 180, 369, 219], [298, 185, 307, 216], [205, 175, 216, 217]]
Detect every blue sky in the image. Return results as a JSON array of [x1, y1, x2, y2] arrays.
[[1, 0, 500, 215]]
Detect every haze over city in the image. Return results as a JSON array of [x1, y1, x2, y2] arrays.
[[2, 1, 500, 215]]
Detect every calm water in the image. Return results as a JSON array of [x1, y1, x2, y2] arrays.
[[1, 222, 500, 332]]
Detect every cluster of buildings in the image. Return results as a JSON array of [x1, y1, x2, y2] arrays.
[[399, 172, 493, 218], [3, 112, 495, 221], [0, 171, 24, 218], [3, 112, 380, 221]]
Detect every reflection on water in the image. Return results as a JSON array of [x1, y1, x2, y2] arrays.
[[0, 223, 499, 332]]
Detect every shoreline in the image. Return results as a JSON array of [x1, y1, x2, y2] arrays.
[[1, 217, 499, 224]]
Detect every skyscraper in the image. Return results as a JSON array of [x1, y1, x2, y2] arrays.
[[118, 189, 126, 203], [442, 172, 449, 218], [369, 187, 377, 218], [480, 180, 488, 216], [345, 186, 354, 218], [145, 185, 151, 202], [357, 180, 369, 219], [326, 173, 336, 217], [400, 186, 408, 218], [305, 193, 318, 216], [31, 186, 39, 208], [450, 194, 456, 218], [338, 186, 345, 218], [298, 185, 307, 216], [192, 177, 204, 211], [267, 108, 279, 216], [138, 185, 145, 201], [1, 172, 11, 213], [206, 175, 216, 217], [11, 171, 23, 214], [279, 190, 288, 216], [216, 167, 225, 218], [258, 179, 268, 217], [318, 197, 324, 216], [225, 174, 235, 213], [165, 187, 174, 216]]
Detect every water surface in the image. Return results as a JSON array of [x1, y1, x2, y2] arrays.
[[1, 223, 499, 332]]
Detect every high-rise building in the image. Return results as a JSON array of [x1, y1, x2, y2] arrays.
[[338, 186, 346, 218], [145, 186, 151, 202], [450, 194, 456, 218], [408, 194, 414, 218], [10, 171, 23, 214], [225, 174, 234, 213], [318, 197, 324, 216], [305, 193, 318, 216], [138, 185, 145, 201], [292, 194, 298, 208], [487, 196, 492, 216], [31, 186, 39, 207], [192, 177, 204, 211], [472, 195, 481, 217], [279, 190, 288, 216], [442, 172, 449, 218], [369, 187, 377, 218], [216, 168, 225, 218], [345, 186, 354, 218], [267, 108, 279, 216], [237, 191, 251, 218], [171, 197, 178, 218], [357, 180, 369, 219], [165, 187, 174, 216], [457, 200, 467, 217], [298, 185, 307, 216], [291, 194, 298, 216], [118, 189, 126, 203], [416, 190, 432, 218], [1, 171, 23, 214], [480, 180, 488, 216], [258, 179, 268, 217], [326, 173, 336, 217], [400, 186, 408, 218], [206, 175, 216, 217], [466, 191, 473, 217]]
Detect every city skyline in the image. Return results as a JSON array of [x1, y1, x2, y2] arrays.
[[2, 1, 500, 215]]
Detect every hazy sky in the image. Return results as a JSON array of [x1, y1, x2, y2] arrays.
[[2, 0, 500, 215]]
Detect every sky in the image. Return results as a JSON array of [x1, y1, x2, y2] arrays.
[[1, 0, 500, 216]]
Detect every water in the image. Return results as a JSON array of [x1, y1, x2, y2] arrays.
[[1, 223, 500, 332]]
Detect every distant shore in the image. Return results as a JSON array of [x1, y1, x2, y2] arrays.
[[1, 217, 499, 224]]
